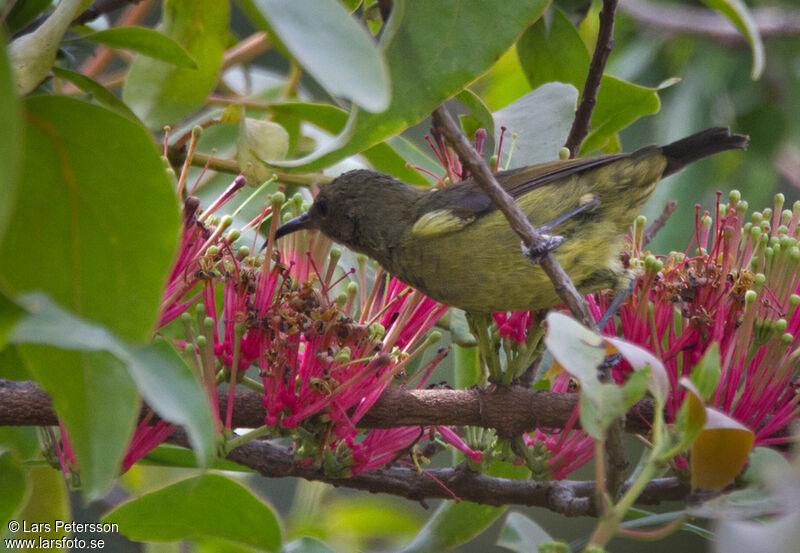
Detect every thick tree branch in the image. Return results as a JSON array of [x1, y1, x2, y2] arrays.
[[563, 0, 619, 157], [0, 379, 656, 434], [166, 428, 688, 515], [620, 0, 800, 42]]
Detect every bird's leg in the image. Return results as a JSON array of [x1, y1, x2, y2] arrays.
[[523, 196, 600, 264], [597, 274, 636, 330], [466, 312, 500, 384]]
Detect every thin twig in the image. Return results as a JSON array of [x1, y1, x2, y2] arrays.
[[165, 148, 333, 187], [641, 200, 678, 248], [221, 32, 271, 71], [431, 106, 597, 329], [72, 0, 146, 25], [563, 0, 619, 157]]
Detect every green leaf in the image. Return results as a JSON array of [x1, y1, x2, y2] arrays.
[[74, 27, 198, 68], [0, 96, 179, 343], [492, 83, 578, 168], [271, 0, 551, 170], [253, 0, 389, 112], [0, 26, 21, 246], [18, 345, 138, 500], [497, 512, 553, 552], [544, 312, 606, 400], [126, 340, 216, 467], [690, 342, 721, 401], [51, 67, 138, 121], [701, 0, 764, 79], [667, 379, 707, 458], [0, 449, 28, 532], [454, 344, 481, 389], [11, 294, 217, 469], [471, 46, 531, 112], [516, 8, 660, 154], [104, 474, 282, 551], [397, 462, 529, 552], [139, 444, 252, 472], [456, 88, 496, 154], [269, 102, 428, 185], [7, 0, 94, 93], [123, 0, 229, 128], [580, 76, 660, 154]]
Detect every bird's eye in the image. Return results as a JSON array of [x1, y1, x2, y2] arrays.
[[315, 200, 328, 216]]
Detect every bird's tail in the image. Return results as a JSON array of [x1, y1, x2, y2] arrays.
[[661, 127, 749, 177]]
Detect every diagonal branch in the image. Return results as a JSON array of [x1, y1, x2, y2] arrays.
[[430, 106, 596, 329], [563, 0, 619, 157]]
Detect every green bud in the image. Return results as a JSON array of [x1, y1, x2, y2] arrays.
[[753, 273, 766, 292], [369, 322, 386, 341], [334, 346, 352, 363], [271, 191, 286, 207], [745, 290, 758, 307], [775, 318, 787, 334], [237, 245, 250, 258], [206, 245, 220, 257], [226, 229, 240, 243], [774, 193, 785, 214]]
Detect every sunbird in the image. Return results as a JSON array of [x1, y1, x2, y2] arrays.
[[275, 128, 748, 313]]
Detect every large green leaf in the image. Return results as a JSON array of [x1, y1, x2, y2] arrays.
[[0, 26, 21, 246], [11, 294, 216, 470], [19, 345, 138, 501], [516, 8, 660, 154], [123, 0, 229, 128], [51, 67, 138, 121], [492, 82, 578, 168], [74, 27, 197, 68], [104, 474, 282, 551], [0, 96, 180, 343], [253, 0, 389, 113], [126, 340, 216, 467], [269, 0, 551, 170]]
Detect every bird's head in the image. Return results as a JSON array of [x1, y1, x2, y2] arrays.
[[274, 169, 419, 259]]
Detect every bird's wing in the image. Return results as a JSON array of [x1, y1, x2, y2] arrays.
[[410, 153, 628, 238]]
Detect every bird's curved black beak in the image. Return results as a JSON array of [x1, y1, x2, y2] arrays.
[[275, 211, 315, 240]]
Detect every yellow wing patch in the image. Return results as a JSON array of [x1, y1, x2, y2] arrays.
[[411, 209, 475, 237]]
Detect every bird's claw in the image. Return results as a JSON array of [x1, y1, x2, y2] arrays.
[[522, 233, 565, 264]]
